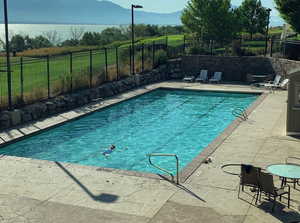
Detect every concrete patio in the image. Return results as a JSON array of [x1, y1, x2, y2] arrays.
[[0, 82, 299, 223]]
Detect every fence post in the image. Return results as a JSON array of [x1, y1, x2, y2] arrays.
[[166, 36, 169, 58], [116, 47, 119, 80], [70, 52, 73, 93], [183, 35, 186, 54], [20, 57, 24, 103], [142, 43, 144, 72], [129, 46, 132, 75], [89, 49, 92, 88], [270, 38, 273, 57], [210, 40, 213, 56], [152, 41, 155, 69], [104, 48, 108, 81], [47, 55, 50, 98]]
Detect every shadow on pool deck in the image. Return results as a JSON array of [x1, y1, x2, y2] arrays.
[[257, 201, 300, 223], [55, 162, 119, 203], [159, 174, 206, 203]]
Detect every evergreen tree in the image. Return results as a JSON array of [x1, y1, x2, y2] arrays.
[[181, 0, 240, 43], [238, 0, 268, 40], [274, 0, 300, 33]]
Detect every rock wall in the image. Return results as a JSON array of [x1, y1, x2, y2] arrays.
[[269, 58, 300, 79], [181, 55, 300, 81], [0, 65, 170, 131]]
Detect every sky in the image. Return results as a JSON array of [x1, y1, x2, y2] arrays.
[[108, 0, 283, 25], [109, 0, 275, 13]]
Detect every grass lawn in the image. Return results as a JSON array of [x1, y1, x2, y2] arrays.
[[0, 35, 176, 107], [0, 48, 131, 104]]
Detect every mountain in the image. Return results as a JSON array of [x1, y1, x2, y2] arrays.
[[0, 0, 182, 25]]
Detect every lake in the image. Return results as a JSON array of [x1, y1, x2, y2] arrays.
[[0, 23, 120, 41]]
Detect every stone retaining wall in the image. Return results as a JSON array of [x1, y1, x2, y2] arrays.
[[182, 55, 300, 81], [0, 65, 170, 131]]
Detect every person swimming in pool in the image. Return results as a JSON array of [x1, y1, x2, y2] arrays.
[[102, 144, 116, 156]]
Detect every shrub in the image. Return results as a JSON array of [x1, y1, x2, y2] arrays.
[[231, 40, 244, 56], [242, 33, 265, 41], [119, 47, 131, 64], [186, 45, 210, 55], [154, 50, 168, 66]]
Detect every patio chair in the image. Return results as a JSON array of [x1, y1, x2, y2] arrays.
[[258, 74, 281, 88], [238, 164, 261, 200], [209, 72, 222, 83], [195, 70, 208, 82], [264, 78, 289, 90], [258, 171, 290, 212], [182, 74, 196, 82]]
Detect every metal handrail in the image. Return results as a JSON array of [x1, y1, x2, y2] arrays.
[[232, 107, 248, 121], [148, 153, 179, 184]]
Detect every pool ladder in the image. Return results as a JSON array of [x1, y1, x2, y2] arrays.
[[232, 107, 248, 121], [148, 153, 179, 184]]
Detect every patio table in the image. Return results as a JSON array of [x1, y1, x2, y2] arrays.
[[267, 164, 300, 188]]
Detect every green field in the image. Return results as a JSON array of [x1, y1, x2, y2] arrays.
[[0, 35, 183, 108]]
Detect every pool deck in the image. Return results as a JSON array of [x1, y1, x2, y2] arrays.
[[0, 81, 300, 223]]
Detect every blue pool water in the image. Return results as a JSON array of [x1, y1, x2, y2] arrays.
[[0, 89, 258, 174]]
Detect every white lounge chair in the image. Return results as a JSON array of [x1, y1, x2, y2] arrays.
[[258, 74, 281, 87], [209, 72, 222, 83], [183, 75, 195, 82], [195, 70, 208, 82], [264, 78, 289, 90]]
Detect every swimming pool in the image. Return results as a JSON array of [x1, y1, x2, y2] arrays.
[[0, 89, 258, 174]]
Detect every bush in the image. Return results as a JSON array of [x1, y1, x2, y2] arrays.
[[243, 48, 265, 56], [119, 47, 131, 64], [231, 40, 244, 56], [186, 45, 210, 55], [242, 33, 265, 41], [154, 50, 168, 66]]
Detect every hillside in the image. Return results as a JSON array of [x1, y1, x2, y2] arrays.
[[0, 0, 182, 25]]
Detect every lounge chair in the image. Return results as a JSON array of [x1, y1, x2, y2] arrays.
[[258, 171, 290, 212], [195, 70, 208, 82], [264, 78, 289, 90], [258, 74, 281, 87], [182, 74, 195, 82], [238, 164, 261, 200], [209, 72, 222, 83]]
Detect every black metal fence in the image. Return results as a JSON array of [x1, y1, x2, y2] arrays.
[[183, 37, 292, 57], [0, 39, 185, 110]]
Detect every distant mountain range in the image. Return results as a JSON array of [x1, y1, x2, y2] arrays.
[[0, 0, 182, 25], [0, 0, 283, 26]]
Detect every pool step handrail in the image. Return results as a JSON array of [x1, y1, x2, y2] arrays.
[[148, 153, 179, 184], [232, 107, 248, 121]]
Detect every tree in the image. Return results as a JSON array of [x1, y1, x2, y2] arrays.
[[70, 27, 85, 41], [99, 27, 126, 45], [43, 31, 62, 46], [181, 0, 241, 43], [10, 34, 26, 52], [238, 0, 268, 40], [274, 0, 300, 33], [31, 36, 52, 49], [80, 32, 101, 46]]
